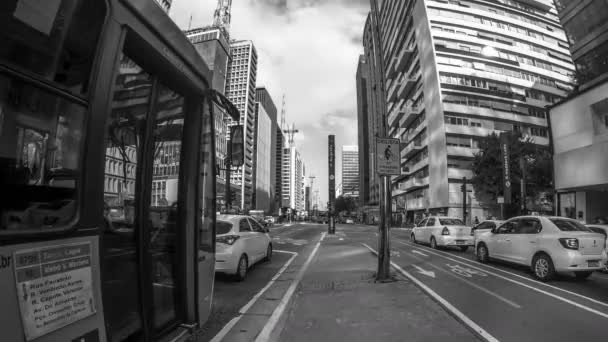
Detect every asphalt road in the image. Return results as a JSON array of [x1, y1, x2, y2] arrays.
[[199, 222, 325, 341], [343, 224, 608, 342]]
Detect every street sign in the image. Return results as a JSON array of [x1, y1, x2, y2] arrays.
[[376, 137, 400, 175], [497, 196, 505, 204]]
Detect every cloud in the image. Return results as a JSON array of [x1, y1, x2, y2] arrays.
[[170, 0, 369, 206]]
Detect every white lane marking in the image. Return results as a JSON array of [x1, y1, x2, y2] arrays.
[[446, 264, 488, 277], [210, 250, 298, 342], [254, 232, 327, 342], [412, 250, 429, 257], [407, 255, 521, 309], [402, 249, 521, 309], [412, 264, 435, 278], [400, 240, 608, 309], [399, 241, 608, 319], [362, 243, 499, 342]]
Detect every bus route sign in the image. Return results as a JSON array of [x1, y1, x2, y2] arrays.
[[376, 137, 400, 175], [14, 242, 96, 341]]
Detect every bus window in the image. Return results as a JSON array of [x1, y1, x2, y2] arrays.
[[0, 0, 106, 94], [0, 73, 85, 233], [101, 52, 151, 342], [147, 83, 185, 332]]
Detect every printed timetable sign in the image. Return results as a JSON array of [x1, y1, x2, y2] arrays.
[[376, 137, 400, 175], [14, 242, 96, 341]]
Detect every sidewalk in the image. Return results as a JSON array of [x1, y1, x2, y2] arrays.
[[276, 236, 478, 342]]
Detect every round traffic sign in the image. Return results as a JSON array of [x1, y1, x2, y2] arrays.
[[329, 175, 335, 180], [505, 181, 511, 188]]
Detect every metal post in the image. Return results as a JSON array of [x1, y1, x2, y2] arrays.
[[462, 177, 467, 224], [225, 135, 232, 210], [520, 157, 527, 215], [370, 0, 391, 281]]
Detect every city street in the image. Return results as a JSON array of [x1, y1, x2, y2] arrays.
[[199, 222, 326, 341], [202, 223, 608, 341], [368, 227, 608, 341]]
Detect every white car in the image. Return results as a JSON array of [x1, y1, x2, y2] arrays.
[[215, 215, 273, 281], [476, 216, 608, 281], [471, 220, 504, 243], [411, 216, 473, 251], [586, 224, 608, 272]]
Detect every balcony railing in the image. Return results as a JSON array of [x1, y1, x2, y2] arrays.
[[402, 141, 424, 159], [400, 104, 423, 128]]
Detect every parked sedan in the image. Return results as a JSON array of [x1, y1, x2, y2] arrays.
[[411, 216, 473, 251], [471, 220, 504, 242], [476, 216, 608, 281], [586, 224, 608, 272], [215, 215, 273, 281]]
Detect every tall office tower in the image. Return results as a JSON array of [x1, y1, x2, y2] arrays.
[[275, 127, 285, 211], [549, 0, 608, 222], [356, 55, 373, 207], [186, 27, 235, 208], [341, 146, 359, 199], [281, 147, 304, 211], [255, 87, 279, 213], [226, 40, 258, 210], [364, 0, 574, 223], [154, 0, 172, 13]]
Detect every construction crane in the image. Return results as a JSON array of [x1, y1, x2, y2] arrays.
[[284, 123, 299, 147], [213, 0, 232, 31]]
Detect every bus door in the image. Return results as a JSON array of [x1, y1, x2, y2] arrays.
[[101, 39, 198, 341], [197, 97, 216, 326]]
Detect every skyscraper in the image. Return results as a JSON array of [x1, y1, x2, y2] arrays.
[[356, 55, 372, 207], [255, 87, 279, 213], [226, 40, 258, 210], [363, 0, 574, 223], [341, 146, 359, 199], [186, 27, 236, 209], [549, 0, 608, 222], [281, 147, 304, 211]]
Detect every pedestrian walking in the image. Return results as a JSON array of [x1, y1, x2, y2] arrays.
[[474, 216, 480, 225]]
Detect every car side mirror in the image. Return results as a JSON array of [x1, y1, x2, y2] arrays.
[[491, 228, 497, 234]]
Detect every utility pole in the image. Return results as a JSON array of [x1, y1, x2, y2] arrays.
[[370, 0, 392, 281], [309, 176, 316, 221], [461, 177, 467, 224]]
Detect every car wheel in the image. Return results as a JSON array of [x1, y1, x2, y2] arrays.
[[476, 243, 489, 263], [411, 233, 417, 243], [235, 255, 248, 281], [532, 254, 555, 282], [459, 246, 468, 252], [574, 271, 593, 280], [264, 244, 273, 262], [430, 237, 438, 249]]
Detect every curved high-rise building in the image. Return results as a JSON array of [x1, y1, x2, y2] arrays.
[[360, 0, 575, 223]]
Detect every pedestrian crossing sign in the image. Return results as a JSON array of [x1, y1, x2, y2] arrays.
[[376, 137, 400, 175]]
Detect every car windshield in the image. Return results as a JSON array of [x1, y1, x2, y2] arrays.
[[216, 221, 233, 235], [439, 218, 465, 226], [550, 219, 592, 232]]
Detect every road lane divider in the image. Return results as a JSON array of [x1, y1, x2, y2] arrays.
[[210, 250, 298, 342], [398, 247, 522, 310], [412, 249, 429, 257], [362, 243, 499, 342], [398, 241, 608, 319], [255, 232, 327, 342], [401, 240, 608, 309]]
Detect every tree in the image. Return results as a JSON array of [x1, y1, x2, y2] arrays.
[[471, 132, 553, 217], [335, 195, 357, 214]]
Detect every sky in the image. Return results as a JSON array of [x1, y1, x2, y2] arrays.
[[170, 0, 370, 209]]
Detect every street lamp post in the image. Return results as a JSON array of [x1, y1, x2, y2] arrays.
[[370, 0, 392, 281]]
